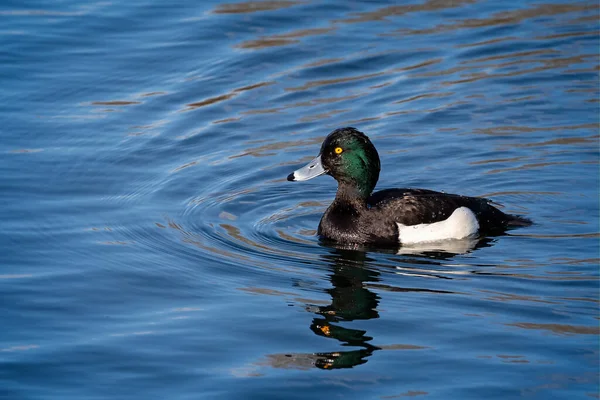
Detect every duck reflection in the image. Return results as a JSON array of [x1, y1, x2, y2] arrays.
[[257, 237, 492, 371], [308, 248, 381, 369]]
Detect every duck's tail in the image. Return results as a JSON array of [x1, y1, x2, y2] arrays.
[[506, 214, 533, 227]]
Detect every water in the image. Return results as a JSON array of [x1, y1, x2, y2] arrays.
[[1, 0, 599, 398]]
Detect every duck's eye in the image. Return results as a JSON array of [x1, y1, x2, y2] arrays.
[[334, 147, 343, 155]]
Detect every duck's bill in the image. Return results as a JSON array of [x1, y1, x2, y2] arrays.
[[287, 155, 327, 181]]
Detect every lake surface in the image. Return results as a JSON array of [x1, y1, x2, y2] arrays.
[[1, 0, 599, 399]]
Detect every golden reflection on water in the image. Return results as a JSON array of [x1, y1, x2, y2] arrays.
[[393, 3, 597, 35], [338, 0, 477, 24], [507, 322, 600, 335], [90, 100, 141, 106], [236, 27, 336, 49], [212, 0, 304, 15], [185, 93, 236, 110], [183, 81, 274, 111]]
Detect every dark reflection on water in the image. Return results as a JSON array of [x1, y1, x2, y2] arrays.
[[255, 249, 383, 370], [258, 244, 495, 371], [307, 249, 381, 370]]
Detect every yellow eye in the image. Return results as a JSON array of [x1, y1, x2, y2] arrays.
[[334, 147, 343, 154]]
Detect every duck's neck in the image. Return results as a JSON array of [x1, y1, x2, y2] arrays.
[[334, 182, 369, 209], [319, 183, 369, 238]]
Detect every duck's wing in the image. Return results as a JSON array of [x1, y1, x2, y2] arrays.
[[367, 188, 512, 231]]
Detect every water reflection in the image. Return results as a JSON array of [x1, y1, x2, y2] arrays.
[[321, 235, 494, 258], [307, 248, 381, 369], [263, 242, 487, 371]]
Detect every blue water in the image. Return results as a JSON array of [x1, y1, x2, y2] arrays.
[[1, 0, 599, 399]]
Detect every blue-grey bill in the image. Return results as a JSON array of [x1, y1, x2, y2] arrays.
[[287, 155, 327, 181]]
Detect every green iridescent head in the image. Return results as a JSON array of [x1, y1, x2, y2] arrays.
[[288, 127, 381, 198]]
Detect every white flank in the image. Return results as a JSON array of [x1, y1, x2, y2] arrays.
[[396, 207, 479, 244]]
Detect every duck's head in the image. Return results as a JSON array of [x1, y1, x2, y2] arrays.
[[287, 127, 380, 198]]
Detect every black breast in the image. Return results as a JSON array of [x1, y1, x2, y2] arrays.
[[318, 200, 399, 246], [318, 202, 360, 241]]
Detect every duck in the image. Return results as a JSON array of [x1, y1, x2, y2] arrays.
[[287, 127, 531, 247]]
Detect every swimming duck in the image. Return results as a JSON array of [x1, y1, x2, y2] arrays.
[[287, 127, 531, 246]]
